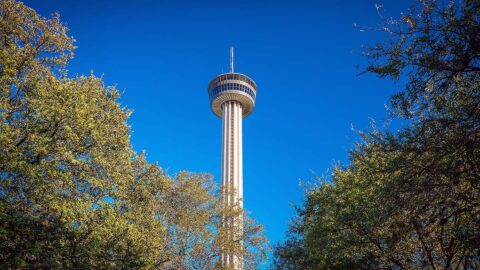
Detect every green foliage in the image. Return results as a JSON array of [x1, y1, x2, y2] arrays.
[[364, 0, 480, 120], [0, 0, 268, 268], [273, 1, 480, 269]]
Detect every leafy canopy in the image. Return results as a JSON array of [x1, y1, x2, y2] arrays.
[[273, 1, 480, 269]]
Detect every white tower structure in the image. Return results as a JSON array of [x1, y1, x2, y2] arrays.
[[208, 48, 257, 269]]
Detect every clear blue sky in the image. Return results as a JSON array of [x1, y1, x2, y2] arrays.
[[26, 0, 412, 253]]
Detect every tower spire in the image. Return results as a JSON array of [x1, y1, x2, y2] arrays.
[[230, 47, 234, 73]]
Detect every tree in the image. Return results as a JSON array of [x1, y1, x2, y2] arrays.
[[152, 171, 268, 270], [122, 155, 269, 270], [0, 0, 269, 268], [273, 0, 480, 269], [1, 0, 133, 266]]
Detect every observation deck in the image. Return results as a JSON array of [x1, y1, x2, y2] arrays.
[[207, 72, 257, 118]]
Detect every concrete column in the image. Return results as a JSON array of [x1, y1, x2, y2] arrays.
[[221, 100, 244, 270]]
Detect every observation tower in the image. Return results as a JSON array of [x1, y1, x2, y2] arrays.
[[207, 48, 257, 269]]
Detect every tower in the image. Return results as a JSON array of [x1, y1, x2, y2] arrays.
[[208, 48, 257, 269]]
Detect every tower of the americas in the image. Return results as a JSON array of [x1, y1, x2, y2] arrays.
[[207, 48, 257, 269]]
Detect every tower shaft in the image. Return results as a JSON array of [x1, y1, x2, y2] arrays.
[[221, 100, 243, 269]]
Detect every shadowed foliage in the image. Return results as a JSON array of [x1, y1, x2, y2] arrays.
[[273, 0, 480, 269]]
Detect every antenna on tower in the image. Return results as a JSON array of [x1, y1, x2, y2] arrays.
[[230, 47, 234, 73]]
